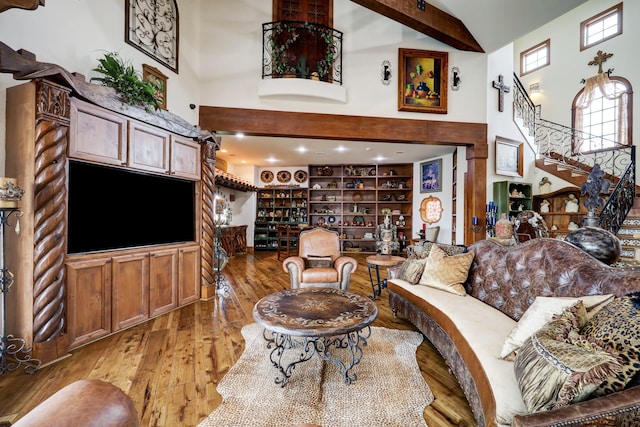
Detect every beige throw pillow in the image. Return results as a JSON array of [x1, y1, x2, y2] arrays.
[[500, 294, 615, 360], [417, 245, 474, 296]]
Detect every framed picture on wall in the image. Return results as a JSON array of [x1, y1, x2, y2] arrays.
[[398, 48, 448, 114], [495, 136, 524, 177], [420, 158, 442, 193], [143, 64, 168, 110]]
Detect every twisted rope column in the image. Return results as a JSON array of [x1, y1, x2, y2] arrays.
[[31, 80, 70, 343]]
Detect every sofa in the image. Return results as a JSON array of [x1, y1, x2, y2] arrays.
[[387, 238, 640, 427], [6, 380, 139, 427]]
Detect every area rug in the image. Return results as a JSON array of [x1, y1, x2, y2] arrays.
[[198, 322, 433, 427]]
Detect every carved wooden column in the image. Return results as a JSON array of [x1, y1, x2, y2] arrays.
[[6, 79, 71, 364], [200, 136, 221, 300]]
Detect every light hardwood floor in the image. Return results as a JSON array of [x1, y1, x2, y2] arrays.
[[0, 250, 476, 427]]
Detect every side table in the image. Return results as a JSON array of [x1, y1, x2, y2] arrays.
[[366, 254, 405, 299]]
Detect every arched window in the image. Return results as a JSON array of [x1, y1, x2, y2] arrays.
[[571, 74, 632, 154]]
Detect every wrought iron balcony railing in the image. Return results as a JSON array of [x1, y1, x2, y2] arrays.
[[513, 73, 636, 234], [262, 21, 343, 85]]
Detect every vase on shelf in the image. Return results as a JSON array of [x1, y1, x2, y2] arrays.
[[495, 213, 513, 239]]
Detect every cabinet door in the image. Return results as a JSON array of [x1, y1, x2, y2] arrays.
[[171, 135, 201, 180], [112, 253, 150, 330], [178, 245, 201, 305], [128, 120, 171, 174], [149, 248, 178, 317], [69, 99, 128, 166], [66, 257, 112, 349]]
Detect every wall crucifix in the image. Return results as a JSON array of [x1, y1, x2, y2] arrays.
[[492, 74, 511, 112]]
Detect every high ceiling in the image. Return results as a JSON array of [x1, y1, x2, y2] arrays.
[[217, 0, 589, 168]]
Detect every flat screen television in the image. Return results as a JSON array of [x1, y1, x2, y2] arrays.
[[68, 161, 196, 254]]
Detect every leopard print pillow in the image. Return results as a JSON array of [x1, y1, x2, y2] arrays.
[[581, 292, 640, 397]]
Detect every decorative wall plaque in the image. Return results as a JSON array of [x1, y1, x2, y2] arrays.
[[125, 0, 179, 73]]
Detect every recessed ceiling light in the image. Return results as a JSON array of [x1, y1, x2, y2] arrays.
[[365, 147, 372, 151], [296, 147, 308, 153], [336, 146, 346, 152], [266, 157, 278, 163], [235, 132, 244, 138], [374, 155, 385, 162], [221, 149, 228, 153], [241, 160, 246, 163]]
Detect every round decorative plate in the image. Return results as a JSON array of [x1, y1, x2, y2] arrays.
[[294, 169, 308, 183], [260, 170, 274, 183], [328, 215, 336, 223], [352, 192, 363, 202], [277, 170, 292, 183]]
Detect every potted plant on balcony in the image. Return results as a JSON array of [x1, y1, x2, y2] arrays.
[[269, 22, 299, 77]]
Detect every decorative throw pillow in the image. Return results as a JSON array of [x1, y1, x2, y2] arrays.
[[500, 294, 615, 360], [417, 245, 474, 296], [304, 255, 333, 268], [514, 301, 622, 414], [397, 258, 427, 285], [581, 292, 640, 397]]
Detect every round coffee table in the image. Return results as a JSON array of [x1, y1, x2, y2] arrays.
[[253, 287, 378, 387], [366, 254, 405, 299]]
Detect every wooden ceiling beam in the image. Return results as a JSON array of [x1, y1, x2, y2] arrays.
[[350, 0, 484, 53]]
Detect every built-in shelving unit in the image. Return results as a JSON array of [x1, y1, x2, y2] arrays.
[[308, 164, 413, 253], [493, 181, 533, 219], [254, 188, 308, 250], [533, 187, 585, 239]]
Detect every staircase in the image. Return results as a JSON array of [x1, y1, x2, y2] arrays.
[[512, 73, 637, 241], [616, 199, 640, 263]]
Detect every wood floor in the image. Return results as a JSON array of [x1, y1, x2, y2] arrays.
[[0, 250, 476, 427]]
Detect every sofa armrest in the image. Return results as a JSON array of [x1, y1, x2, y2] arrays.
[[511, 385, 640, 427], [12, 379, 138, 427]]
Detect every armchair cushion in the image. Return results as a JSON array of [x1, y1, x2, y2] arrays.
[[304, 255, 333, 268]]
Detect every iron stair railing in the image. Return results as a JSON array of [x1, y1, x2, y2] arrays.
[[513, 73, 636, 234]]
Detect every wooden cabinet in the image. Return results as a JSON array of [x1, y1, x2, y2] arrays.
[[128, 119, 171, 174], [171, 135, 201, 179], [307, 164, 413, 253], [493, 181, 533, 219], [533, 187, 585, 238], [66, 258, 112, 349], [112, 253, 150, 330], [69, 99, 128, 166], [255, 188, 308, 250], [69, 98, 201, 180], [178, 245, 200, 305], [149, 248, 178, 317], [66, 243, 199, 350]]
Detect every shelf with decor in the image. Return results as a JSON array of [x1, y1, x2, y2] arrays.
[[307, 163, 412, 253], [533, 187, 585, 239], [254, 187, 308, 250], [493, 181, 533, 219]]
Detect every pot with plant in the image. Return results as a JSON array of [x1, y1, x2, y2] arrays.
[[91, 51, 161, 111]]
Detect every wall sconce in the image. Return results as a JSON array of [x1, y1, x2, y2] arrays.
[[529, 82, 540, 94], [381, 60, 391, 85], [451, 67, 461, 91]]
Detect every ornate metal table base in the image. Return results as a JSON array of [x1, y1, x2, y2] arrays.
[[262, 326, 371, 387], [1, 208, 41, 375]]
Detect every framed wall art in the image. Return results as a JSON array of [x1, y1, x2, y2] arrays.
[[398, 48, 448, 114], [495, 136, 524, 177], [420, 158, 442, 193], [125, 0, 179, 73], [143, 64, 168, 110]]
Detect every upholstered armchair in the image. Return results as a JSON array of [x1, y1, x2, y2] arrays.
[[282, 228, 358, 290]]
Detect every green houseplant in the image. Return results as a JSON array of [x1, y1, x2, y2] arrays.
[[91, 51, 161, 111]]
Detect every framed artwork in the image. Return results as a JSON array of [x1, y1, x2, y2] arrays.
[[419, 196, 443, 224], [495, 136, 524, 177], [420, 159, 442, 193], [125, 0, 179, 73], [143, 64, 168, 110], [398, 48, 448, 114]]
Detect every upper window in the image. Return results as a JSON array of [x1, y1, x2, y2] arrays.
[[580, 3, 622, 51], [520, 39, 550, 76], [571, 74, 632, 154]]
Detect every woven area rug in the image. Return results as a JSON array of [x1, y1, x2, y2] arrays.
[[198, 322, 433, 427]]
